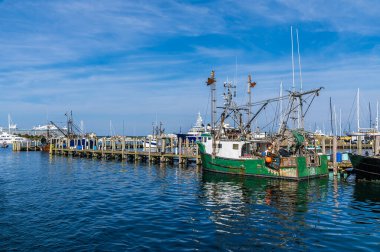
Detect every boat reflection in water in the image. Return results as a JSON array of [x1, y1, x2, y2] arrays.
[[200, 172, 329, 250], [353, 182, 380, 203]]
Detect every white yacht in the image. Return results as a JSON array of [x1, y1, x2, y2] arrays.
[[0, 129, 28, 144], [176, 112, 206, 142]]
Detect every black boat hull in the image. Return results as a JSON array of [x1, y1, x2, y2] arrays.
[[348, 153, 380, 181]]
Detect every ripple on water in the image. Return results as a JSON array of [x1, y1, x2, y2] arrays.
[[0, 150, 380, 251]]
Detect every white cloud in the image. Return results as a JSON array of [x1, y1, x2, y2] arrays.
[[0, 0, 379, 134]]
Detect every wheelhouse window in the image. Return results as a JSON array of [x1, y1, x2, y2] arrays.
[[233, 144, 239, 150], [241, 143, 253, 156]]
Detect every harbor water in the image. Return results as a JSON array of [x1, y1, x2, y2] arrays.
[[0, 148, 379, 251]]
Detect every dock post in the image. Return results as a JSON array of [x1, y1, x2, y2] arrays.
[[322, 136, 326, 154], [329, 137, 332, 154], [134, 138, 138, 162], [148, 136, 151, 162], [333, 136, 338, 176], [170, 137, 173, 154], [349, 138, 352, 152], [162, 138, 166, 154], [121, 137, 125, 160], [358, 136, 362, 155], [101, 137, 104, 156], [160, 138, 166, 163], [178, 138, 182, 164], [49, 141, 53, 155], [196, 141, 201, 165], [185, 138, 189, 157], [111, 138, 115, 155], [375, 136, 380, 156]]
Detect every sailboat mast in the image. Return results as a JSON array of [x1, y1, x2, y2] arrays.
[[279, 81, 283, 128], [357, 88, 360, 131], [247, 76, 251, 127], [334, 105, 337, 136], [377, 100, 379, 131], [369, 102, 372, 129], [8, 114, 10, 134], [339, 108, 342, 137], [109, 120, 112, 137], [330, 97, 334, 135]]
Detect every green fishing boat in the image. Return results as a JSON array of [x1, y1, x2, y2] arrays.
[[197, 71, 328, 180]]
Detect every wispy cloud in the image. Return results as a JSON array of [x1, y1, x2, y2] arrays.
[[0, 0, 379, 134]]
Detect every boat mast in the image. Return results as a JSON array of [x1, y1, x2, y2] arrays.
[[8, 114, 10, 134], [279, 81, 283, 129], [339, 108, 342, 137], [296, 29, 303, 93], [334, 105, 337, 136], [369, 102, 372, 129], [330, 97, 334, 135], [206, 71, 216, 156], [357, 88, 360, 132], [247, 74, 256, 133], [207, 70, 216, 131], [278, 87, 323, 136], [296, 28, 304, 129], [290, 26, 297, 128], [377, 100, 379, 131]]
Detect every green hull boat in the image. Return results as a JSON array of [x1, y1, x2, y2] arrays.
[[198, 140, 329, 180], [200, 70, 328, 180]]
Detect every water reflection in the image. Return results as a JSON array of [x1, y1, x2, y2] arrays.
[[353, 182, 380, 203], [201, 172, 328, 210], [199, 172, 329, 250]]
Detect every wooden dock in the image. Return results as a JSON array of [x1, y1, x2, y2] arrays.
[[12, 141, 44, 151], [49, 136, 202, 165]]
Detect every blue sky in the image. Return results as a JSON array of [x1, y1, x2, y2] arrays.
[[0, 0, 379, 135]]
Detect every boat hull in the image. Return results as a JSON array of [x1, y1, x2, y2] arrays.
[[348, 153, 380, 181], [198, 144, 329, 180]]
